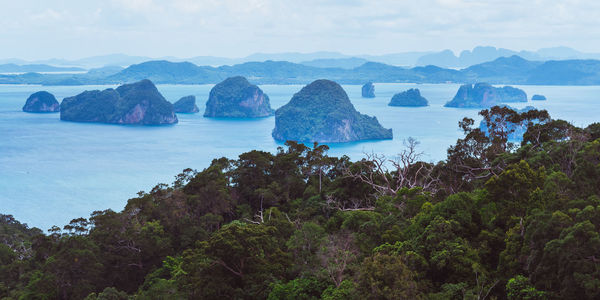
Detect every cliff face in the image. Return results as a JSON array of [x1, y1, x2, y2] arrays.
[[22, 91, 60, 112], [361, 82, 375, 98], [444, 83, 527, 108], [203, 76, 274, 118], [388, 88, 429, 107], [173, 95, 199, 113], [60, 79, 178, 125], [272, 79, 392, 143]]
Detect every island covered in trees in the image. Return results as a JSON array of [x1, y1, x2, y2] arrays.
[[445, 82, 528, 108], [272, 79, 392, 143], [203, 76, 274, 118], [22, 91, 60, 113], [2, 105, 599, 299], [388, 88, 429, 107], [173, 95, 199, 113], [60, 79, 178, 125]]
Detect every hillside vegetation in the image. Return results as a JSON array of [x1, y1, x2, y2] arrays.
[[1, 106, 599, 299]]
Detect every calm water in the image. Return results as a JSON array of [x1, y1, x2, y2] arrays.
[[1, 83, 599, 229]]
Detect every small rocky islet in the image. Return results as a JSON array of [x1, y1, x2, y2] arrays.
[[272, 79, 392, 143], [203, 76, 274, 118], [22, 78, 542, 143], [60, 79, 178, 125], [361, 82, 375, 98], [173, 95, 199, 113], [532, 94, 547, 101], [445, 82, 527, 108], [22, 91, 60, 112], [388, 88, 429, 107]]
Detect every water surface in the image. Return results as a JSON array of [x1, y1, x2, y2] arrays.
[[1, 83, 598, 229]]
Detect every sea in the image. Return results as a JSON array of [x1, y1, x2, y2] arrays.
[[1, 83, 599, 230]]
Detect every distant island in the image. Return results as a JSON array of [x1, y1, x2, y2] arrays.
[[495, 86, 528, 102], [60, 79, 178, 125], [22, 91, 60, 113], [445, 83, 527, 108], [0, 63, 85, 73], [173, 95, 199, 113], [272, 79, 392, 143], [388, 88, 428, 107], [204, 76, 274, 118], [532, 94, 547, 101], [361, 82, 375, 98], [4, 55, 600, 86]]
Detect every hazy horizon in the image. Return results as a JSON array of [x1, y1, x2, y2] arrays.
[[0, 46, 593, 62], [1, 0, 599, 60]]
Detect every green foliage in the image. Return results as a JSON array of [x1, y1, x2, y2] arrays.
[[3, 107, 600, 299], [357, 252, 422, 299], [321, 280, 358, 300], [84, 287, 129, 300], [267, 276, 328, 300], [286, 222, 326, 275], [485, 160, 545, 218], [506, 275, 547, 300]]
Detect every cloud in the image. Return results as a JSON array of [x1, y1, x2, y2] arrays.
[[0, 0, 598, 59]]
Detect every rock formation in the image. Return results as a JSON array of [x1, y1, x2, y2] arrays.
[[173, 95, 199, 113], [272, 79, 392, 143], [22, 91, 60, 112], [388, 88, 429, 107], [60, 79, 178, 125], [444, 83, 527, 108], [361, 82, 375, 98], [203, 76, 274, 118]]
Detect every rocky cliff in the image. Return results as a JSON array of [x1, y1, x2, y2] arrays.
[[361, 82, 375, 98]]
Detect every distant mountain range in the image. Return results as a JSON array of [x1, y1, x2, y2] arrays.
[[416, 46, 600, 68], [0, 64, 85, 73], [5, 46, 600, 71], [3, 55, 600, 86]]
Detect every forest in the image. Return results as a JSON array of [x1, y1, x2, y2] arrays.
[[1, 105, 599, 299]]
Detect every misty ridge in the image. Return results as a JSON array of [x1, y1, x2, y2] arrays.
[[3, 46, 600, 86]]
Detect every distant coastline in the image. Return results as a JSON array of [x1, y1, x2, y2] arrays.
[[3, 55, 600, 86]]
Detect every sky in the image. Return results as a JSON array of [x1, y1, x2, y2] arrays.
[[0, 0, 599, 60]]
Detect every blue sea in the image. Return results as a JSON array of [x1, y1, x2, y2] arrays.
[[1, 83, 599, 229]]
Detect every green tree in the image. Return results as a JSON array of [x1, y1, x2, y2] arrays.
[[357, 252, 422, 299], [506, 275, 547, 300], [286, 222, 326, 275], [267, 276, 327, 300]]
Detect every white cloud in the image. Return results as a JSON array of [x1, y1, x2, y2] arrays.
[[0, 0, 598, 59]]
